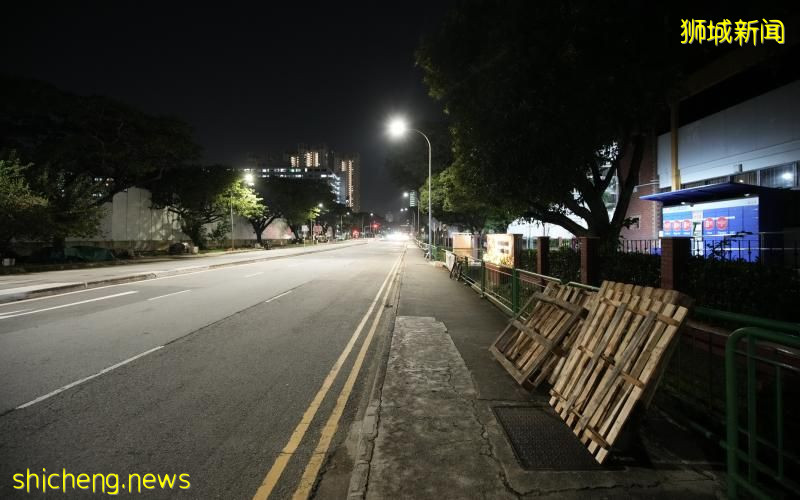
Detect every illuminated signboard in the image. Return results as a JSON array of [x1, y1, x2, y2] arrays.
[[482, 234, 521, 268]]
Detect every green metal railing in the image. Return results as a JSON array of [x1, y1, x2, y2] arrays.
[[725, 327, 800, 499]]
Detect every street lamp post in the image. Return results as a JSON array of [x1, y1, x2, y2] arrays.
[[388, 119, 432, 245]]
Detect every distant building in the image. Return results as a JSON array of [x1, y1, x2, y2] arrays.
[[245, 144, 348, 206], [336, 153, 361, 212], [624, 48, 800, 262]]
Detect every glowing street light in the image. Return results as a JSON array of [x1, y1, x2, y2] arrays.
[[244, 173, 255, 185], [386, 116, 432, 245]]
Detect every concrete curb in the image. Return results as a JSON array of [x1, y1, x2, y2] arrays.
[[0, 241, 368, 305], [346, 249, 405, 500]]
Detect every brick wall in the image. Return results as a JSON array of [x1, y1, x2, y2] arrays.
[[620, 134, 661, 241]]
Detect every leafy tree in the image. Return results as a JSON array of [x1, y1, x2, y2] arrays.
[[148, 166, 244, 249], [260, 178, 337, 242], [0, 153, 48, 254], [33, 168, 106, 250], [419, 165, 513, 235], [0, 76, 201, 204], [317, 203, 350, 238], [232, 183, 277, 246], [416, 2, 686, 245]]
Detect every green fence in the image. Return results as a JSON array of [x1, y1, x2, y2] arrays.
[[724, 325, 800, 499]]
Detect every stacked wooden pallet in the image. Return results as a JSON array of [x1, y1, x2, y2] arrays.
[[548, 281, 691, 463], [489, 282, 597, 389]]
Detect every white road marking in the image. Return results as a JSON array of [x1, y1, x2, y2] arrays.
[[264, 290, 292, 303], [147, 290, 191, 301], [244, 272, 264, 278], [0, 242, 362, 307], [0, 291, 138, 320], [0, 308, 31, 317], [16, 346, 164, 410]]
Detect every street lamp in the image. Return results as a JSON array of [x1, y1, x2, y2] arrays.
[[387, 117, 432, 245]]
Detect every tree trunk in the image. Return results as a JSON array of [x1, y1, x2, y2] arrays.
[[289, 224, 303, 243]]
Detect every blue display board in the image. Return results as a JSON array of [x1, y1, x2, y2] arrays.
[[663, 197, 760, 262]]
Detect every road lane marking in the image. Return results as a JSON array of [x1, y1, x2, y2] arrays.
[[264, 291, 292, 303], [252, 254, 403, 500], [0, 291, 139, 320], [0, 308, 31, 317], [245, 272, 264, 278], [0, 242, 367, 307], [292, 252, 403, 499], [16, 346, 164, 410], [147, 290, 191, 301]]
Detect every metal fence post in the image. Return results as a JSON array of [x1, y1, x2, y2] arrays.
[[512, 267, 520, 314], [481, 260, 486, 297]]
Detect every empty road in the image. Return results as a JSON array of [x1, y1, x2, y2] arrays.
[[0, 241, 405, 499]]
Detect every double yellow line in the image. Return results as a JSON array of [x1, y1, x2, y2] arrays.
[[253, 251, 404, 500]]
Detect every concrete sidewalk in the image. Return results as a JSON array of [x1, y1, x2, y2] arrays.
[[348, 245, 724, 499], [0, 240, 367, 304]]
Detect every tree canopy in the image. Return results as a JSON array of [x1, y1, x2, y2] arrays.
[[259, 178, 338, 242], [416, 1, 686, 243], [149, 166, 248, 249], [0, 153, 47, 254], [0, 76, 201, 204]]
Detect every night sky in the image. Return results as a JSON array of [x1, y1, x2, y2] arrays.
[[2, 1, 450, 214]]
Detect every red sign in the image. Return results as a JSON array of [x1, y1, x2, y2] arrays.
[[703, 218, 714, 230], [716, 216, 728, 231], [682, 220, 692, 231], [663, 221, 671, 231]]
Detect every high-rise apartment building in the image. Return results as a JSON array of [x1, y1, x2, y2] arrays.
[[335, 153, 360, 212], [245, 145, 347, 206]]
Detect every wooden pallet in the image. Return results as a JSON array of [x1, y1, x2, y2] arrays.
[[548, 281, 690, 464], [490, 282, 596, 389]]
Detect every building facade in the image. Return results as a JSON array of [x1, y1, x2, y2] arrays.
[[336, 153, 360, 212], [246, 145, 360, 211]]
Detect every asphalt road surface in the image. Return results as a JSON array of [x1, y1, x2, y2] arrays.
[[0, 241, 405, 499]]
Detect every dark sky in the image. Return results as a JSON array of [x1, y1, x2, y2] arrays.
[[2, 1, 450, 214]]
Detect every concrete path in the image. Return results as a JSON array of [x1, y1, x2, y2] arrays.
[[365, 316, 513, 499]]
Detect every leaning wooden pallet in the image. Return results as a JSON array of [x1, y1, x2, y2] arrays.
[[548, 281, 690, 464], [489, 282, 596, 388]]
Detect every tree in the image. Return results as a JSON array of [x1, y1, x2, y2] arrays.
[[32, 168, 106, 250], [418, 165, 513, 235], [260, 178, 337, 242], [0, 76, 201, 204], [148, 166, 244, 249], [416, 2, 686, 245], [0, 153, 47, 254], [317, 203, 350, 238], [231, 183, 276, 246]]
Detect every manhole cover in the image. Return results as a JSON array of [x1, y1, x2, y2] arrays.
[[493, 405, 619, 471]]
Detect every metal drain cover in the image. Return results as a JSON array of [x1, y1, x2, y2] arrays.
[[493, 405, 612, 470]]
